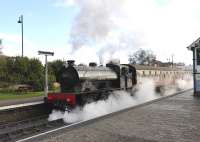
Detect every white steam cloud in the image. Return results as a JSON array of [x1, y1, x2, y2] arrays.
[[53, 0, 200, 64], [175, 75, 193, 90], [48, 91, 138, 123], [60, 0, 143, 64], [48, 77, 193, 123], [68, 0, 124, 49]]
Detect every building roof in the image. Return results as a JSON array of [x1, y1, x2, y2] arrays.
[[187, 37, 200, 50]]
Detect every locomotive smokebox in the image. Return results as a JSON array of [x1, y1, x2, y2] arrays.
[[67, 60, 75, 66]]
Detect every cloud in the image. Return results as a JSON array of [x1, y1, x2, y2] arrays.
[[114, 0, 199, 64], [0, 33, 25, 56], [0, 33, 38, 57], [54, 0, 77, 7], [0, 32, 74, 65], [0, 33, 21, 45]]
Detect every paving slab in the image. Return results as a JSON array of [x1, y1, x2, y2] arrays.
[[30, 90, 200, 142]]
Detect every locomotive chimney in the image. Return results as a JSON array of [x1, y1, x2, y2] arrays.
[[89, 62, 97, 67], [67, 60, 75, 66]]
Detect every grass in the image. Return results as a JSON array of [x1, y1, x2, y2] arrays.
[[0, 91, 44, 100]]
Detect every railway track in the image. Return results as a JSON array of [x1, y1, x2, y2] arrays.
[[0, 114, 67, 142], [0, 103, 51, 125], [0, 102, 54, 142]]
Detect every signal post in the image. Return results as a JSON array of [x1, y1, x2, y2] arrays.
[[38, 51, 54, 97]]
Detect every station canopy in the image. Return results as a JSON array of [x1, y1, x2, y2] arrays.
[[187, 37, 200, 50]]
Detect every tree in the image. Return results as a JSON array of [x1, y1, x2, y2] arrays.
[[129, 49, 156, 65], [0, 56, 8, 86], [48, 60, 65, 82], [27, 58, 45, 91], [0, 56, 50, 91], [0, 56, 58, 91]]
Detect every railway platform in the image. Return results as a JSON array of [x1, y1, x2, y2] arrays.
[[21, 89, 200, 142], [0, 96, 43, 109]]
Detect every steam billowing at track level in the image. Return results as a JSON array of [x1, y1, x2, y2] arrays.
[[48, 78, 192, 123], [48, 75, 193, 123]]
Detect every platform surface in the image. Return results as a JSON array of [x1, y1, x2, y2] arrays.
[[33, 90, 200, 142], [0, 96, 43, 107]]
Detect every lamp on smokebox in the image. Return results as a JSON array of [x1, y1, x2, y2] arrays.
[[38, 51, 54, 98]]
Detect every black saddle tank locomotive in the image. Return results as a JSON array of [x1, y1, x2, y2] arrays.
[[46, 60, 137, 110]]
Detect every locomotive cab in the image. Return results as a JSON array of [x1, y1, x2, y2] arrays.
[[120, 64, 137, 89]]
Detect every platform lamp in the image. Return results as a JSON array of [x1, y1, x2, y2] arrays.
[[38, 51, 54, 97], [18, 15, 24, 57]]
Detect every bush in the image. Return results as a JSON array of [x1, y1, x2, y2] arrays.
[[0, 56, 58, 91], [0, 57, 43, 91]]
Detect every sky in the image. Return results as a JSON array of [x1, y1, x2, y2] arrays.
[[0, 0, 199, 65]]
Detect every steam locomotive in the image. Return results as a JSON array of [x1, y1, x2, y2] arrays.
[[46, 60, 137, 110]]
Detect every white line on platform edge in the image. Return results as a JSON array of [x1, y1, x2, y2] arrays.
[[0, 101, 44, 111], [16, 119, 89, 142]]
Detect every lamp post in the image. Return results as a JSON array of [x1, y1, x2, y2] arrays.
[[171, 54, 174, 68], [38, 51, 54, 97], [18, 15, 24, 57], [0, 39, 2, 55]]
